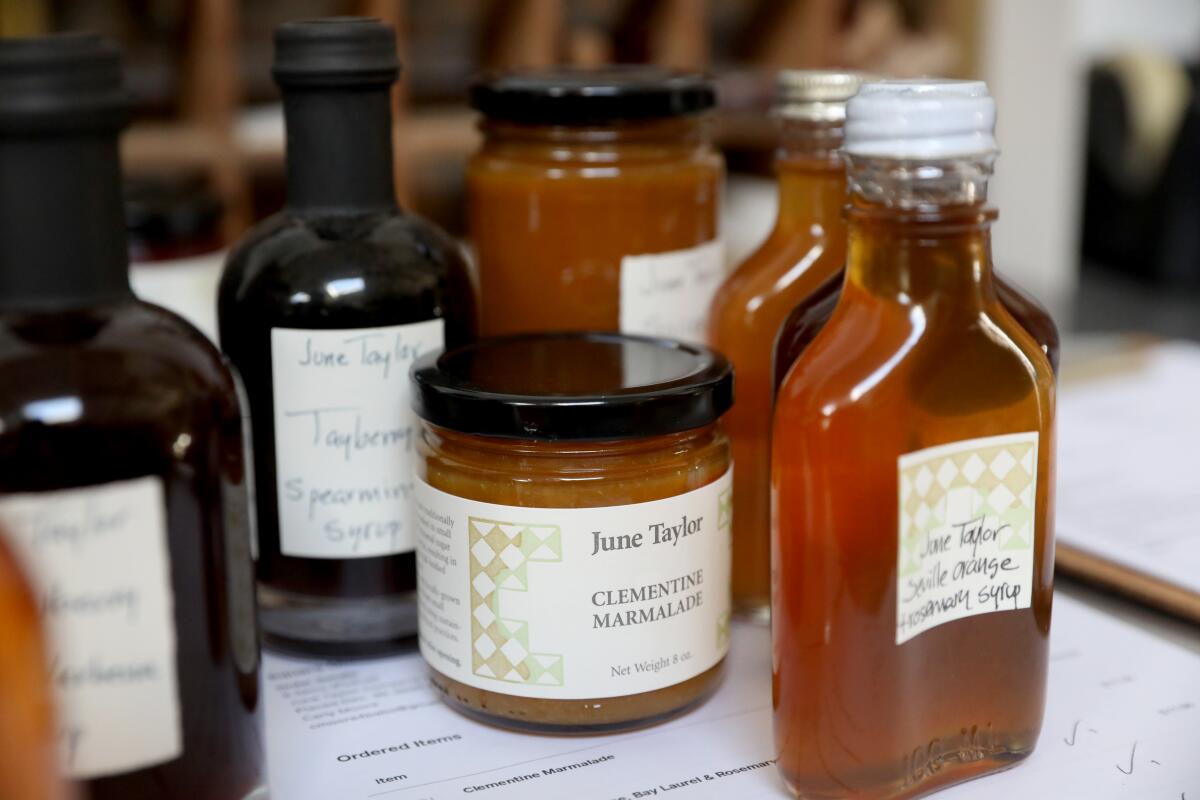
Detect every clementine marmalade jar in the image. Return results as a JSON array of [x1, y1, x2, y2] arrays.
[[411, 333, 733, 733], [772, 80, 1056, 799], [468, 68, 723, 342], [707, 71, 863, 621]]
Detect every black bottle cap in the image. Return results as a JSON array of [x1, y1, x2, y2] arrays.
[[470, 66, 717, 125], [273, 17, 400, 88], [0, 32, 126, 132], [412, 332, 734, 441]]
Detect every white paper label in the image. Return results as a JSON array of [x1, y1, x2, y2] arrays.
[[896, 432, 1040, 644], [271, 320, 444, 559], [415, 469, 733, 699], [0, 477, 181, 779], [619, 239, 725, 343]]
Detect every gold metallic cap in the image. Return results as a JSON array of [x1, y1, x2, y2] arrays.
[[775, 70, 871, 122]]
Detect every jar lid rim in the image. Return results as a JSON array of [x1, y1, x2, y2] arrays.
[[470, 66, 716, 124], [411, 332, 733, 441]]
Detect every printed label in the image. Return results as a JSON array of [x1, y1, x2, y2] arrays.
[[620, 239, 725, 343], [271, 320, 444, 559], [416, 469, 733, 699], [0, 477, 181, 779], [897, 432, 1040, 644]]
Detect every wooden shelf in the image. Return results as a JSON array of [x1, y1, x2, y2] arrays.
[[23, 0, 977, 237]]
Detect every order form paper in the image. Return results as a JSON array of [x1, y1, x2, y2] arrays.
[[1057, 341, 1200, 596], [264, 594, 1200, 799]]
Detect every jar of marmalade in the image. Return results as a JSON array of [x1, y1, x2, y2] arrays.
[[411, 333, 733, 733], [468, 68, 723, 342]]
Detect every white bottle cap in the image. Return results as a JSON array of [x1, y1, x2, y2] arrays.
[[844, 79, 997, 159]]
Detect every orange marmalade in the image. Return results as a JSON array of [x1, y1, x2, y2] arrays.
[[411, 333, 733, 733], [468, 68, 723, 341]]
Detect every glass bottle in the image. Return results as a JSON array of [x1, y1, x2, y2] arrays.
[[773, 254, 1059, 392], [219, 18, 475, 654], [769, 81, 1060, 391], [0, 34, 263, 800], [0, 530, 70, 800], [468, 68, 723, 342], [707, 71, 863, 621], [772, 80, 1056, 799]]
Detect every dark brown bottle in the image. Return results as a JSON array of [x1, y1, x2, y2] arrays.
[[774, 269, 1061, 390], [219, 18, 475, 655], [0, 34, 263, 800]]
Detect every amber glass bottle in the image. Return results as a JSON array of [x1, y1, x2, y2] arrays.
[[0, 34, 262, 799], [220, 19, 475, 654], [468, 68, 722, 341], [0, 532, 70, 800], [774, 255, 1059, 391], [772, 81, 1055, 799], [708, 72, 862, 621]]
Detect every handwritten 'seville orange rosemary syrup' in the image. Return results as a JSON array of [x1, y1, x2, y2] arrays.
[[772, 80, 1056, 799]]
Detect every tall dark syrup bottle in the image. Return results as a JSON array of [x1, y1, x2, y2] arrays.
[[0, 33, 263, 800], [219, 18, 476, 655]]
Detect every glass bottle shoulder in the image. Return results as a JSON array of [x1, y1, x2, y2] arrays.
[[777, 294, 1052, 427], [712, 226, 840, 332], [219, 209, 468, 327], [0, 299, 237, 447]]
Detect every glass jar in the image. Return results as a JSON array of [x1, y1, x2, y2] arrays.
[[468, 68, 724, 342], [708, 71, 863, 621], [411, 333, 733, 733], [772, 81, 1056, 799]]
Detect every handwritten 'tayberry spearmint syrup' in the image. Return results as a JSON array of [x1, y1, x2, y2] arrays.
[[218, 19, 475, 655]]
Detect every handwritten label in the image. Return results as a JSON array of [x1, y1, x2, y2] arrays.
[[0, 477, 181, 779], [271, 320, 444, 559], [619, 239, 725, 343], [896, 432, 1039, 644]]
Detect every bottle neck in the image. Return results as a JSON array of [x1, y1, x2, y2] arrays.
[[844, 153, 998, 308], [283, 85, 397, 213], [0, 131, 132, 310], [772, 118, 845, 234]]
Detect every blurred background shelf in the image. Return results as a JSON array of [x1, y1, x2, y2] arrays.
[[3, 0, 1199, 330], [0, 0, 977, 232]]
